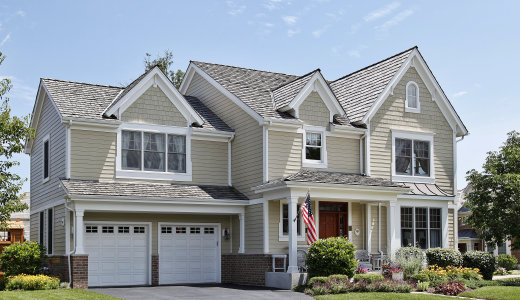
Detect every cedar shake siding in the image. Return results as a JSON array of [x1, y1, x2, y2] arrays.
[[370, 67, 455, 194], [298, 91, 330, 128]]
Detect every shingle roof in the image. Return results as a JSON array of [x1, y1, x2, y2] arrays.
[[191, 61, 299, 119], [458, 206, 471, 213], [402, 182, 454, 197], [104, 67, 154, 115], [42, 78, 123, 120], [271, 69, 318, 110], [459, 229, 479, 239], [253, 169, 404, 190], [61, 179, 248, 201], [329, 47, 415, 123], [185, 96, 233, 132]]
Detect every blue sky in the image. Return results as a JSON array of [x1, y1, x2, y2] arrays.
[[1, 0, 519, 192]]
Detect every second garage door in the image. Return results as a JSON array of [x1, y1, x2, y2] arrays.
[[159, 224, 220, 284]]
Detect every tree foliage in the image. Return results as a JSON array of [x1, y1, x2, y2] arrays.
[[0, 52, 32, 230], [465, 131, 520, 249], [144, 50, 185, 89]]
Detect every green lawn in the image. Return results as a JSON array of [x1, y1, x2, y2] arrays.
[[508, 270, 520, 275], [315, 293, 450, 300], [460, 286, 520, 300], [0, 289, 121, 300]]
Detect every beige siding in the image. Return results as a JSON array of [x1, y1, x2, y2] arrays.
[[30, 95, 67, 212], [70, 129, 116, 180], [448, 208, 455, 248], [350, 203, 364, 250], [299, 92, 330, 127], [84, 212, 235, 255], [327, 137, 360, 173], [186, 73, 263, 199], [121, 86, 187, 126], [268, 131, 302, 180], [30, 213, 39, 242], [191, 140, 228, 186], [370, 67, 454, 193], [245, 204, 263, 253], [53, 204, 66, 255]]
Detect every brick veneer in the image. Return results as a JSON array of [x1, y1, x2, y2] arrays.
[[45, 255, 69, 282], [222, 254, 285, 286], [71, 255, 88, 289], [152, 255, 159, 286]]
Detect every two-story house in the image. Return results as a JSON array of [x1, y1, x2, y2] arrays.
[[26, 46, 468, 289]]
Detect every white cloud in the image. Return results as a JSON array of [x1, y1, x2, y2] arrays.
[[452, 91, 468, 98], [0, 33, 11, 47], [264, 0, 284, 10], [226, 0, 246, 16], [0, 76, 36, 103], [364, 2, 401, 22], [282, 15, 297, 25], [16, 10, 26, 17], [375, 9, 414, 31], [312, 29, 325, 38], [264, 22, 274, 27], [287, 29, 300, 37], [348, 50, 361, 58]]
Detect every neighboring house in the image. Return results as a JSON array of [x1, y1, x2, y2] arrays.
[[26, 46, 468, 288], [456, 185, 519, 261], [9, 192, 31, 242]]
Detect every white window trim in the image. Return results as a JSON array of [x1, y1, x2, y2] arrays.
[[116, 123, 192, 181], [302, 126, 328, 169], [278, 201, 306, 242], [42, 134, 50, 183], [391, 130, 435, 184], [405, 81, 420, 113], [400, 206, 443, 249]]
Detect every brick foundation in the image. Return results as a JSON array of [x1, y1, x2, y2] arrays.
[[152, 255, 159, 286], [71, 255, 88, 289], [222, 254, 286, 286], [45, 255, 69, 282]]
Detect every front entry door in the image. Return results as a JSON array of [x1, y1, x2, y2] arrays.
[[319, 202, 348, 239]]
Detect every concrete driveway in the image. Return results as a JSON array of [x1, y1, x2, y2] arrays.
[[91, 284, 312, 300]]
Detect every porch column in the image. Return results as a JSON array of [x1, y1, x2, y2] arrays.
[[75, 210, 85, 254], [287, 196, 299, 273], [366, 204, 372, 253], [238, 213, 245, 253], [387, 202, 399, 257], [442, 207, 449, 248]]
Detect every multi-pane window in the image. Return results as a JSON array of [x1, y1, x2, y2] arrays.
[[161, 226, 172, 234], [282, 204, 301, 236], [47, 208, 53, 254], [190, 227, 201, 234], [39, 211, 44, 245], [43, 138, 50, 180], [395, 138, 430, 176], [86, 226, 98, 233], [204, 227, 215, 234], [176, 227, 186, 234], [122, 130, 186, 173], [406, 82, 418, 109], [118, 226, 130, 233], [305, 132, 322, 161], [102, 226, 114, 233], [134, 226, 145, 233], [401, 206, 442, 249]]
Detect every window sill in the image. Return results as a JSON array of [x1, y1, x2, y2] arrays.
[[279, 235, 306, 242], [116, 170, 192, 182], [302, 160, 327, 169], [42, 177, 50, 184], [392, 175, 435, 184], [405, 107, 420, 113]]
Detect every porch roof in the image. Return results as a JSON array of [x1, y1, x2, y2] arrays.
[[459, 229, 479, 239], [402, 182, 455, 197], [252, 170, 403, 191], [60, 179, 248, 201]]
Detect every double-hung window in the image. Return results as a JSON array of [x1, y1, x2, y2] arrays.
[[392, 131, 434, 183], [279, 203, 304, 241], [302, 128, 327, 168], [121, 130, 186, 173], [400, 206, 442, 249]]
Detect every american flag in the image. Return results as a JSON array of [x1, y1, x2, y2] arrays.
[[300, 193, 317, 245]]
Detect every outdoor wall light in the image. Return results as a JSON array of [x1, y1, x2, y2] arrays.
[[223, 228, 230, 240]]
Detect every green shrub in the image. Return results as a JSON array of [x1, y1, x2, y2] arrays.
[[306, 237, 357, 278], [498, 278, 520, 286], [462, 251, 496, 280], [328, 274, 350, 281], [459, 279, 498, 289], [392, 247, 425, 275], [5, 274, 59, 291], [417, 281, 429, 291], [497, 254, 518, 270], [353, 274, 384, 283], [425, 248, 463, 267], [410, 273, 430, 282], [308, 276, 328, 286], [0, 241, 47, 276]]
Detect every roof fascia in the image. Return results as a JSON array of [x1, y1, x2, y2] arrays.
[[68, 193, 249, 205], [178, 64, 195, 94], [361, 49, 468, 136], [104, 67, 204, 125], [252, 180, 409, 194], [188, 63, 265, 125]]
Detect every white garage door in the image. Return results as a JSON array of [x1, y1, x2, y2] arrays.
[[85, 223, 149, 287], [159, 224, 220, 284]]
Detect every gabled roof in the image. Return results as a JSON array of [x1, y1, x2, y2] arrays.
[[185, 96, 233, 132], [104, 67, 154, 114], [272, 69, 319, 109], [330, 47, 414, 123]]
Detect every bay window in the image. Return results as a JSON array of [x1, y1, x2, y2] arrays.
[[400, 206, 442, 249]]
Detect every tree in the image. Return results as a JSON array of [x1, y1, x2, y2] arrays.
[[0, 52, 32, 231], [465, 131, 520, 249], [144, 50, 185, 89]]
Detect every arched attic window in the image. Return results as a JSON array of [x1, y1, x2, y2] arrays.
[[405, 81, 420, 113]]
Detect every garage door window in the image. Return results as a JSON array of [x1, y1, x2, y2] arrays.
[[161, 226, 172, 234], [118, 226, 130, 233], [86, 226, 98, 233], [102, 226, 114, 233], [134, 226, 145, 233], [190, 227, 201, 234], [204, 228, 215, 234], [176, 227, 186, 233]]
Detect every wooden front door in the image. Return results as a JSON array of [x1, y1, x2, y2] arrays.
[[319, 202, 348, 239]]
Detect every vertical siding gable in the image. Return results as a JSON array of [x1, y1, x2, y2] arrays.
[[370, 67, 454, 193], [298, 92, 330, 128], [121, 86, 187, 126]]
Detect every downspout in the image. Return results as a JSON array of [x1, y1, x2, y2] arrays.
[[227, 133, 235, 187], [360, 134, 365, 174], [64, 198, 75, 285]]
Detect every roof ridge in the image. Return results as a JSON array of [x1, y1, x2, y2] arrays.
[[331, 46, 417, 83], [271, 68, 321, 92], [42, 78, 123, 89], [191, 60, 298, 77]]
